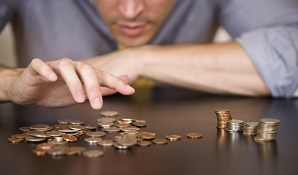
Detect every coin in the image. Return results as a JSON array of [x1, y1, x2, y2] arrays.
[[83, 150, 104, 158], [116, 138, 137, 147], [100, 111, 119, 117], [30, 124, 52, 131], [113, 142, 131, 149], [84, 137, 102, 144], [47, 146, 67, 156], [36, 143, 54, 151], [152, 139, 168, 145], [186, 133, 203, 139], [139, 132, 156, 140], [19, 126, 31, 132], [12, 133, 28, 139], [97, 140, 114, 147], [66, 146, 86, 156], [85, 131, 106, 137], [57, 119, 70, 124], [137, 140, 152, 147], [32, 149, 47, 156], [8, 137, 24, 143], [25, 136, 46, 142], [165, 135, 182, 141], [62, 134, 78, 142]]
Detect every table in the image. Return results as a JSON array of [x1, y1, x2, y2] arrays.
[[0, 87, 297, 175]]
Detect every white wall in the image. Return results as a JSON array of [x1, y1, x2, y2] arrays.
[[0, 24, 16, 67]]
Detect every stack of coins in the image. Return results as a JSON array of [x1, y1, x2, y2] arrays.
[[215, 109, 232, 129], [243, 122, 258, 135], [255, 118, 280, 142], [225, 119, 244, 132]]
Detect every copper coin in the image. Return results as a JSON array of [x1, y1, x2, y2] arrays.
[[166, 135, 182, 141], [8, 137, 24, 143], [32, 149, 47, 156], [62, 134, 78, 142], [186, 133, 203, 139], [137, 140, 152, 147], [152, 139, 168, 145], [36, 143, 54, 151]]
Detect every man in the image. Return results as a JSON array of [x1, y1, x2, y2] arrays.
[[0, 0, 298, 107]]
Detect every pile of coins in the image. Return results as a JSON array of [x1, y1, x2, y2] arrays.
[[214, 109, 281, 142], [255, 118, 280, 142], [243, 122, 258, 135], [225, 119, 244, 132], [215, 109, 232, 129], [8, 110, 203, 158]]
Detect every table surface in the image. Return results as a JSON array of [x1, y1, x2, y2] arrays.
[[0, 87, 297, 175]]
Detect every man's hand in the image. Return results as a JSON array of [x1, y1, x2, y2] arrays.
[[3, 58, 135, 109]]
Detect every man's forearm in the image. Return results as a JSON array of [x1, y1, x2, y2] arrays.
[[0, 66, 19, 101], [139, 41, 270, 96]]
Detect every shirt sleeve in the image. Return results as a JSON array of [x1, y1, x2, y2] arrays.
[[0, 0, 18, 32], [219, 0, 298, 98]]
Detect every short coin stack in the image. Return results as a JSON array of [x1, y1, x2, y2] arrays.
[[243, 122, 258, 135], [215, 109, 232, 129], [225, 119, 244, 132], [254, 118, 280, 142]]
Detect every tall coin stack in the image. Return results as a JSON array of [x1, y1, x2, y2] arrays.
[[215, 109, 232, 129], [254, 118, 280, 142], [243, 122, 258, 135], [225, 119, 244, 132]]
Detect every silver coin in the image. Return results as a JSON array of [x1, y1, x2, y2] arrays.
[[84, 137, 102, 144], [97, 140, 114, 147], [86, 131, 106, 137], [25, 136, 46, 142]]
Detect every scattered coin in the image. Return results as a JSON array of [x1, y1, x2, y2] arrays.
[[83, 150, 104, 158], [137, 140, 152, 147], [32, 149, 47, 156], [84, 137, 102, 144], [100, 111, 119, 117], [8, 109, 207, 159], [62, 134, 78, 142], [97, 140, 114, 147], [186, 133, 203, 139], [165, 135, 182, 141], [8, 137, 24, 143], [152, 139, 168, 145]]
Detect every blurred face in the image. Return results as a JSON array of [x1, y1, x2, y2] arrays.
[[94, 0, 176, 47]]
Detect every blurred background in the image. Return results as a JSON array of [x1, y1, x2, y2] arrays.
[[0, 23, 231, 68]]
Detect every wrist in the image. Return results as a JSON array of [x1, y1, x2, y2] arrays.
[[0, 67, 20, 101]]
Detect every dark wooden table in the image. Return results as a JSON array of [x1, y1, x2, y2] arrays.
[[0, 87, 297, 175]]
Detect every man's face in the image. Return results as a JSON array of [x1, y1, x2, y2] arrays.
[[94, 0, 176, 47]]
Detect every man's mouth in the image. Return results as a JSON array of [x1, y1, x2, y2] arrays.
[[117, 22, 146, 37]]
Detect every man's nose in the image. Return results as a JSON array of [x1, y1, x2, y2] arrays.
[[119, 0, 145, 20]]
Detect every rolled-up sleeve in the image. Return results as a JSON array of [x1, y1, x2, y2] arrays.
[[220, 0, 298, 98], [237, 26, 298, 98]]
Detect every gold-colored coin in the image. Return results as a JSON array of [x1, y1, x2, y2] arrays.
[[186, 133, 203, 139], [152, 138, 168, 145], [100, 111, 119, 117], [165, 135, 182, 141], [19, 126, 31, 132]]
